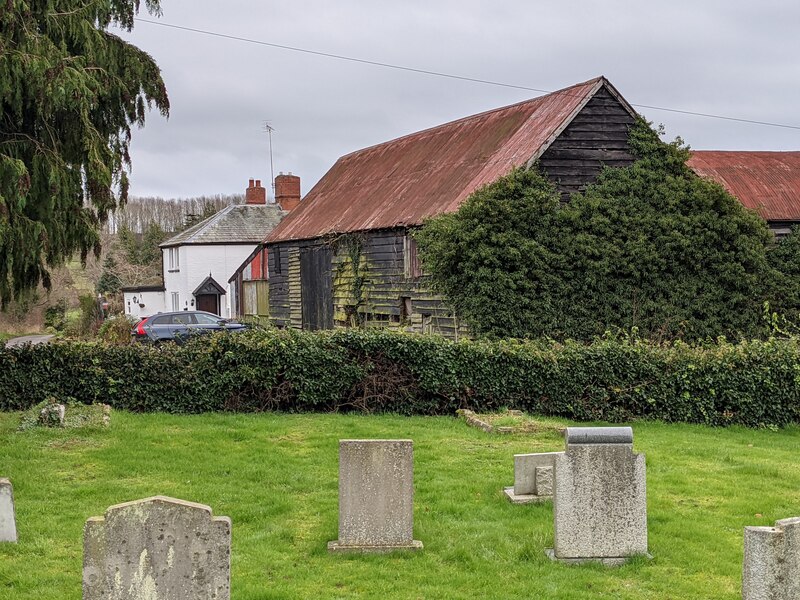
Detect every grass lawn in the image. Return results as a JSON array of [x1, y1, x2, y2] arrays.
[[0, 411, 798, 599]]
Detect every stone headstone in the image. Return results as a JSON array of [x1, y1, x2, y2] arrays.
[[328, 439, 422, 553], [549, 426, 648, 565], [504, 452, 561, 504], [0, 478, 17, 543], [743, 517, 800, 600], [83, 496, 231, 600]]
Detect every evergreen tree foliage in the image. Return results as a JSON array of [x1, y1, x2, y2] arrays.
[[139, 221, 166, 265], [0, 1, 169, 307], [96, 255, 122, 295], [416, 118, 774, 341]]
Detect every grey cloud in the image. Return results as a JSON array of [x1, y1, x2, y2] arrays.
[[119, 0, 799, 198]]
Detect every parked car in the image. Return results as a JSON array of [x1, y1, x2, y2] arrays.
[[131, 311, 248, 344]]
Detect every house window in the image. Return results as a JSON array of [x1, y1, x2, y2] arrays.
[[168, 247, 180, 272], [273, 246, 282, 275], [404, 235, 422, 279], [171, 292, 179, 311]]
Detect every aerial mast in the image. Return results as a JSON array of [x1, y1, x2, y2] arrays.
[[263, 121, 276, 202]]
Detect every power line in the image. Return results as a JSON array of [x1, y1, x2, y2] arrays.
[[133, 18, 800, 132]]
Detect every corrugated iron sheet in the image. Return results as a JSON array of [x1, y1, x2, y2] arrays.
[[688, 151, 800, 221], [268, 77, 607, 243]]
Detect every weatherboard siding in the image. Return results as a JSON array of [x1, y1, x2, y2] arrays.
[[538, 86, 636, 198], [268, 230, 466, 338], [267, 242, 292, 326], [265, 83, 637, 337]]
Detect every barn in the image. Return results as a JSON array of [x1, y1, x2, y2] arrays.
[[263, 76, 639, 335], [266, 77, 648, 337]]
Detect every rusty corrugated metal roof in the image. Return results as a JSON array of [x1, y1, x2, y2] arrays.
[[688, 151, 800, 222], [268, 76, 625, 243]]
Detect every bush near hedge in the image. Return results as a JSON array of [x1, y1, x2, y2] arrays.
[[0, 328, 798, 428]]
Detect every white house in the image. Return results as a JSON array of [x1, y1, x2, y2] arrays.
[[123, 179, 286, 319]]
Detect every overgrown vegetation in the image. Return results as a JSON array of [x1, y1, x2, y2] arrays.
[[1, 329, 798, 428], [333, 234, 368, 326], [17, 397, 109, 431], [416, 119, 782, 341]]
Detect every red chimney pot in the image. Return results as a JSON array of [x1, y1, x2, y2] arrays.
[[245, 178, 266, 205], [275, 173, 301, 211]]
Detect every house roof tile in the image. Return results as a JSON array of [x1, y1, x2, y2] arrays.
[[161, 204, 286, 247]]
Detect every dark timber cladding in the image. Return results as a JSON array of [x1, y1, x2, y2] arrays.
[[300, 245, 333, 330], [265, 76, 639, 336], [538, 86, 636, 198], [268, 230, 464, 336]]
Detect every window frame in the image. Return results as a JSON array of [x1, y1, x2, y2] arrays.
[[403, 235, 422, 279]]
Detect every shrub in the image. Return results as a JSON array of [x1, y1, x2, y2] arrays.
[[43, 298, 68, 331], [0, 329, 798, 428], [97, 315, 136, 346]]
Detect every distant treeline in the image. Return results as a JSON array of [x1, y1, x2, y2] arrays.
[[104, 194, 244, 234]]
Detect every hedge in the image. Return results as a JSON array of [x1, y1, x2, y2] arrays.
[[1, 329, 798, 427]]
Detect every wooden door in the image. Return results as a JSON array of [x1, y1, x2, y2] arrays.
[[196, 294, 219, 315], [300, 246, 333, 330]]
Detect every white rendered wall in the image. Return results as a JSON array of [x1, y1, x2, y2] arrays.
[[123, 290, 167, 319], [162, 244, 256, 318]]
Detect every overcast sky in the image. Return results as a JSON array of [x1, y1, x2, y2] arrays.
[[117, 0, 800, 199]]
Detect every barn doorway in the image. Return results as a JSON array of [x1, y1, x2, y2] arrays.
[[300, 245, 333, 330]]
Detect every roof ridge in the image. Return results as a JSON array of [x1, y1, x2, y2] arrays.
[[336, 76, 605, 162], [161, 204, 237, 247], [691, 149, 800, 154]]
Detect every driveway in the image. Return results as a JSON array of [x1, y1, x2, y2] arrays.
[[4, 334, 55, 348]]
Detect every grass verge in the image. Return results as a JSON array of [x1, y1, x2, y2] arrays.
[[0, 412, 798, 599]]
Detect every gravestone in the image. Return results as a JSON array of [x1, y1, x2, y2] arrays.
[[743, 517, 800, 600], [328, 439, 423, 553], [83, 496, 231, 600], [0, 478, 17, 543], [548, 426, 648, 565], [504, 452, 561, 503]]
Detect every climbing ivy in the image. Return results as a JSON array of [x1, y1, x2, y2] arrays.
[[332, 234, 368, 326], [416, 118, 776, 341]]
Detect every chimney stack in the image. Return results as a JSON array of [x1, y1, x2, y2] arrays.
[[275, 172, 301, 211], [245, 178, 266, 205]]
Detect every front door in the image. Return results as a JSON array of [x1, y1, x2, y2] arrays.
[[300, 245, 333, 330], [196, 294, 219, 315]]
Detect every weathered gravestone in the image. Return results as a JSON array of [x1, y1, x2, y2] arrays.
[[504, 452, 561, 504], [0, 478, 17, 543], [83, 496, 231, 600], [328, 440, 423, 553], [743, 517, 800, 600], [548, 426, 648, 565]]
